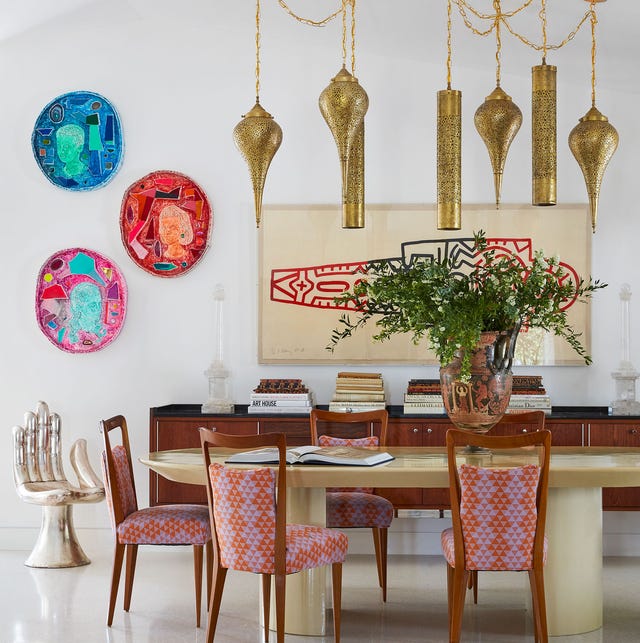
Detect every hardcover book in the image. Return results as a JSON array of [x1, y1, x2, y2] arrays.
[[226, 445, 394, 466]]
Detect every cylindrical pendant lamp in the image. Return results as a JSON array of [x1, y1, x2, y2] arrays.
[[343, 120, 365, 228], [437, 88, 462, 229], [532, 63, 557, 206]]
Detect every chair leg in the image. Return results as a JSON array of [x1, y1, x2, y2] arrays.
[[205, 541, 213, 603], [446, 562, 454, 629], [193, 544, 204, 627], [261, 574, 271, 642], [449, 567, 468, 643], [372, 526, 388, 601], [274, 573, 286, 643], [528, 567, 548, 643], [205, 565, 227, 643], [469, 570, 478, 604], [107, 542, 125, 626], [332, 562, 343, 643], [123, 544, 138, 612]]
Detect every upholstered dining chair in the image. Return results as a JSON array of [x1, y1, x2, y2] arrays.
[[199, 429, 348, 643], [467, 410, 547, 602], [100, 414, 212, 627], [441, 427, 551, 643], [309, 408, 394, 601]]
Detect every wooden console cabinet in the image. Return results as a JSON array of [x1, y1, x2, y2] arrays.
[[148, 404, 640, 512]]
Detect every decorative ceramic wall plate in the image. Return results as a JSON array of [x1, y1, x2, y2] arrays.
[[120, 170, 212, 276], [31, 90, 123, 190], [36, 248, 127, 353]]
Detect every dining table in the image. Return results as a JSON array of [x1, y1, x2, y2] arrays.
[[140, 445, 640, 637]]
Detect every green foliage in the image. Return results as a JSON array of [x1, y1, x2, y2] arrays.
[[327, 231, 606, 379]]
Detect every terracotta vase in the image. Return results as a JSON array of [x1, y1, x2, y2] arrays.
[[439, 327, 520, 434]]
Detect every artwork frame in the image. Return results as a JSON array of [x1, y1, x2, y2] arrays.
[[258, 204, 593, 365]]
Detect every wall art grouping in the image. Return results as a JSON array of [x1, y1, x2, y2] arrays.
[[36, 248, 127, 353], [120, 170, 212, 276], [31, 90, 123, 191]]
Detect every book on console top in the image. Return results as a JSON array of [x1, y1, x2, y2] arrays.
[[226, 445, 394, 466]]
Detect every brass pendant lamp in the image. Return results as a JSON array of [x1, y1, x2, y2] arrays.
[[319, 0, 368, 228], [233, 0, 282, 228], [473, 1, 522, 207], [568, 0, 618, 233], [531, 0, 556, 206], [437, 0, 462, 230]]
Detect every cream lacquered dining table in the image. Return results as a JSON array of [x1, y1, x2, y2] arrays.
[[140, 445, 640, 637]]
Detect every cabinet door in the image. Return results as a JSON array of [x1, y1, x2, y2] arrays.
[[259, 418, 311, 445], [589, 421, 640, 510], [422, 421, 452, 509], [546, 421, 583, 446], [377, 421, 424, 508], [151, 417, 257, 506]]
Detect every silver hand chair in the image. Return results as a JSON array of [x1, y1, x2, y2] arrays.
[[12, 400, 104, 567]]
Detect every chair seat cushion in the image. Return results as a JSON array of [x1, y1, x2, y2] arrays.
[[440, 527, 548, 570], [285, 524, 348, 574], [326, 491, 394, 529], [116, 504, 211, 545]]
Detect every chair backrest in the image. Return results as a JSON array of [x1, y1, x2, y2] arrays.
[[310, 409, 388, 446], [99, 415, 139, 529], [310, 409, 388, 494], [199, 429, 287, 575], [446, 428, 551, 572]]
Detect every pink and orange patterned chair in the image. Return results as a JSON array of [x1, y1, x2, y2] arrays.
[[310, 409, 394, 602], [199, 429, 348, 643], [100, 415, 212, 627], [441, 428, 551, 643]]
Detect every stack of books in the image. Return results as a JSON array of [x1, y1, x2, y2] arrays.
[[403, 379, 445, 414], [248, 378, 313, 414], [329, 372, 386, 412], [508, 375, 552, 414]]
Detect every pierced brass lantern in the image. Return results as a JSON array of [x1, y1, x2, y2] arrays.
[[233, 101, 283, 228], [532, 63, 557, 206], [343, 121, 365, 228], [568, 105, 618, 233], [319, 66, 369, 196], [474, 85, 522, 207], [437, 88, 462, 229]]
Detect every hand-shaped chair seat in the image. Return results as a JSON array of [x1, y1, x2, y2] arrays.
[[12, 400, 104, 568]]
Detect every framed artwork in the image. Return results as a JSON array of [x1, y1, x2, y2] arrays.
[[31, 90, 123, 190], [259, 204, 593, 365], [36, 248, 127, 353], [120, 170, 212, 276]]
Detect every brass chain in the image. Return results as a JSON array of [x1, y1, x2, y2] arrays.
[[277, 0, 342, 27], [446, 0, 453, 88], [590, 1, 597, 106], [255, 0, 261, 101], [453, 0, 592, 53], [350, 0, 356, 75]]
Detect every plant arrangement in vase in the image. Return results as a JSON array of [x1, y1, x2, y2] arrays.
[[327, 231, 606, 432]]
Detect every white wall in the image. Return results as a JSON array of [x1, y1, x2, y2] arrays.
[[2, 1, 639, 540]]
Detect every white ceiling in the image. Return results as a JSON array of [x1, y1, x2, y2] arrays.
[[0, 1, 635, 92]]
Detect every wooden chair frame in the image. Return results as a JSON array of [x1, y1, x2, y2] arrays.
[[310, 408, 391, 601], [445, 427, 551, 643], [199, 429, 343, 643], [100, 415, 211, 627]]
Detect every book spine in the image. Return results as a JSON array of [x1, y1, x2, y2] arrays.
[[329, 400, 387, 406], [328, 404, 386, 412], [336, 381, 384, 389], [250, 399, 312, 407], [403, 406, 446, 414], [508, 395, 552, 404], [404, 394, 443, 402], [337, 372, 382, 379], [247, 406, 311, 414], [250, 393, 312, 400], [333, 393, 386, 401]]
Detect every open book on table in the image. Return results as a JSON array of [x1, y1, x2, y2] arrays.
[[225, 445, 394, 467]]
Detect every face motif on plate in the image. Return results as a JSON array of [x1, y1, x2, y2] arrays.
[[120, 170, 212, 277]]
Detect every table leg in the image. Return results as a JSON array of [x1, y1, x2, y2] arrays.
[[544, 487, 602, 636], [266, 486, 327, 635]]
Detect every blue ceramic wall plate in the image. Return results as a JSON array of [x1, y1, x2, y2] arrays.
[[32, 90, 124, 191]]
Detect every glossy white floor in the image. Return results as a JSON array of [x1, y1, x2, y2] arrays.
[[2, 541, 639, 643]]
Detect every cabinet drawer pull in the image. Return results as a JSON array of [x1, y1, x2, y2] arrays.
[[412, 428, 419, 433], [427, 428, 433, 434], [631, 429, 638, 434], [522, 429, 528, 433]]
